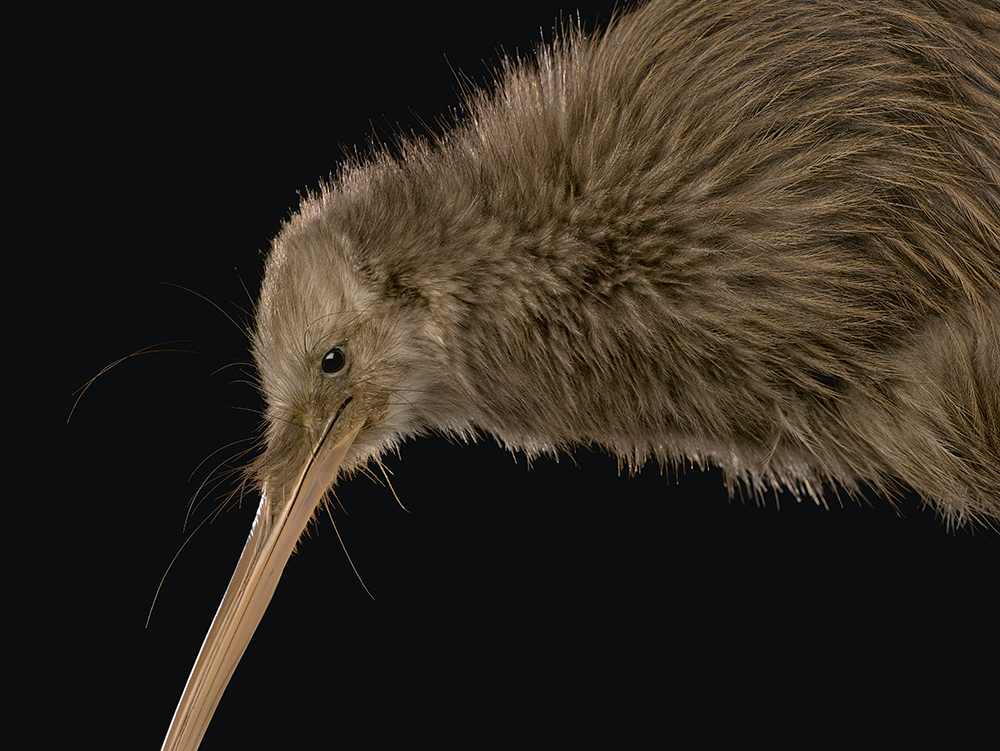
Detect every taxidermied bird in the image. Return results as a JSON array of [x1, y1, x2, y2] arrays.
[[161, 0, 1000, 748]]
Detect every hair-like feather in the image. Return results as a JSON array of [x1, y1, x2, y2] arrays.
[[253, 0, 1000, 526]]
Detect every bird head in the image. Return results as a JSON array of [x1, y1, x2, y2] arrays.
[[160, 187, 460, 750]]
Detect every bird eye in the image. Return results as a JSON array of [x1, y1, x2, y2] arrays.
[[322, 347, 347, 374]]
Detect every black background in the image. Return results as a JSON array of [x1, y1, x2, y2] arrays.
[[37, 1, 998, 746]]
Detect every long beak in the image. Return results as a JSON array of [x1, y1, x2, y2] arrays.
[[160, 423, 362, 751]]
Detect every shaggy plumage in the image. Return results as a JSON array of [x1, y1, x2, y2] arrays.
[[253, 0, 1000, 526]]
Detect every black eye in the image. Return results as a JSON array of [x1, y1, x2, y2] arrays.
[[322, 347, 347, 374]]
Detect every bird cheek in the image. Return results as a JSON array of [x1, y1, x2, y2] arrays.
[[370, 400, 390, 424]]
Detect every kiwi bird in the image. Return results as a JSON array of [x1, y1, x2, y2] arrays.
[[161, 0, 1000, 747]]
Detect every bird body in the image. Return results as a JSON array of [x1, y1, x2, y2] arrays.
[[255, 0, 1000, 524], [163, 1, 1000, 747]]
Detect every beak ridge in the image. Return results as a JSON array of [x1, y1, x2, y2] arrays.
[[161, 423, 361, 751]]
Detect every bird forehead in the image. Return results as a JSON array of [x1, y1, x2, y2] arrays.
[[259, 234, 371, 332]]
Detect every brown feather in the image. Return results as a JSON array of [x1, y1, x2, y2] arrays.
[[253, 0, 1000, 526]]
